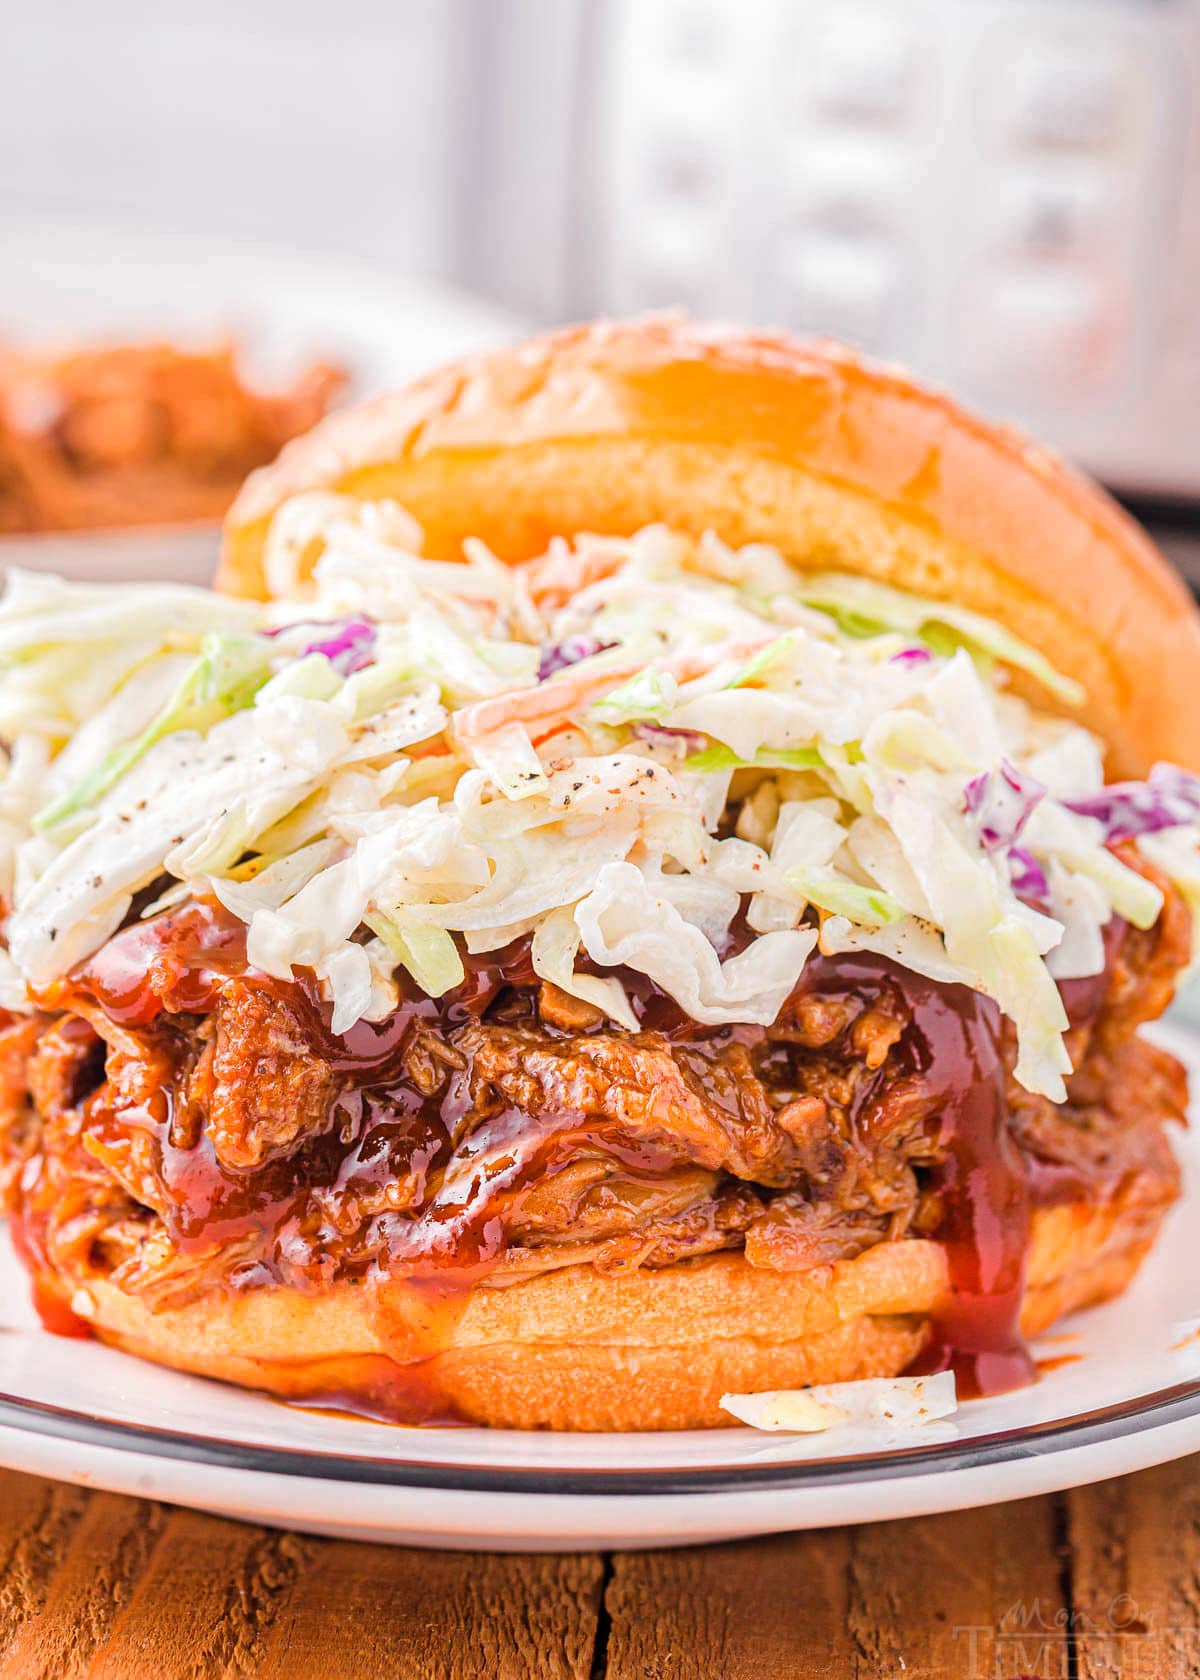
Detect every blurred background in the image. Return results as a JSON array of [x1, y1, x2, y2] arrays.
[[0, 0, 1197, 574]]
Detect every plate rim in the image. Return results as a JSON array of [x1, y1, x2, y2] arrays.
[[1, 1375, 1198, 1497]]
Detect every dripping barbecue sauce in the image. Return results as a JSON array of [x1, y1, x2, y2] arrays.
[[21, 898, 1119, 1410], [646, 919, 1136, 1398], [637, 944, 1036, 1398], [801, 954, 1034, 1398]]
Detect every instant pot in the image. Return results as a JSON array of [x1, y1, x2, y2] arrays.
[[469, 0, 1200, 502]]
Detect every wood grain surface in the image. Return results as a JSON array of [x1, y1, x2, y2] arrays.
[[0, 1461, 1194, 1678]]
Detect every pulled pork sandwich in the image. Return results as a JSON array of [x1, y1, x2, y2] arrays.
[[0, 320, 1197, 1430]]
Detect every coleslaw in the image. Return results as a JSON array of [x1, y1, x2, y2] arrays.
[[1, 497, 1197, 1104]]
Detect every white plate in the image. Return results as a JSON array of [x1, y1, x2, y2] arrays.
[[0, 1023, 1197, 1553]]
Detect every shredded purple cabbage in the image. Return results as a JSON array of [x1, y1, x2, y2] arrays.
[[1008, 845, 1049, 901], [632, 722, 707, 755], [536, 636, 613, 682], [1063, 762, 1200, 841], [964, 759, 1045, 852], [307, 620, 376, 675], [888, 646, 934, 669], [265, 617, 377, 676]]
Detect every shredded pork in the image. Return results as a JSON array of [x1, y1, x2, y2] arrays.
[[0, 868, 1186, 1313]]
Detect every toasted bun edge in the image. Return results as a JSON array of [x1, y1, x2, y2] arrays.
[[76, 1182, 1171, 1430]]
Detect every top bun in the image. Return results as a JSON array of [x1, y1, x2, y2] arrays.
[[220, 318, 1200, 779]]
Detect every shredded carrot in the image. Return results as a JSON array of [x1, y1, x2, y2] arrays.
[[530, 720, 583, 750], [454, 661, 645, 744], [522, 543, 626, 611], [453, 637, 774, 746]]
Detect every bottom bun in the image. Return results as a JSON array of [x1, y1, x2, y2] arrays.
[[76, 1181, 1170, 1430]]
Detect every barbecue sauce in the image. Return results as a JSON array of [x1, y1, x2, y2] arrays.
[[8, 1206, 92, 1339], [792, 953, 1035, 1398], [13, 897, 1128, 1410], [618, 936, 1037, 1393]]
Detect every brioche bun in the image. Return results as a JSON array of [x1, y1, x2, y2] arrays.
[[72, 1179, 1170, 1430], [221, 317, 1200, 779]]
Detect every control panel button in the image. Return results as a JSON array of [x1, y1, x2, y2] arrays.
[[992, 41, 1140, 152], [958, 269, 1118, 394], [984, 169, 1119, 263], [776, 237, 902, 350], [810, 10, 917, 126], [792, 139, 906, 240], [627, 216, 718, 315], [647, 132, 719, 205]]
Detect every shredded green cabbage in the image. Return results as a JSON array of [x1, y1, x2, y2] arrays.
[[34, 633, 272, 831], [797, 573, 1085, 706], [364, 913, 466, 998], [591, 666, 678, 724], [784, 865, 906, 926], [683, 744, 825, 773]]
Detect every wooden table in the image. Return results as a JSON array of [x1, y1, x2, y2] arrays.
[[0, 1459, 1195, 1678]]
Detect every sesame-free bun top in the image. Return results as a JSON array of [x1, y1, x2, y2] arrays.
[[220, 318, 1200, 779]]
